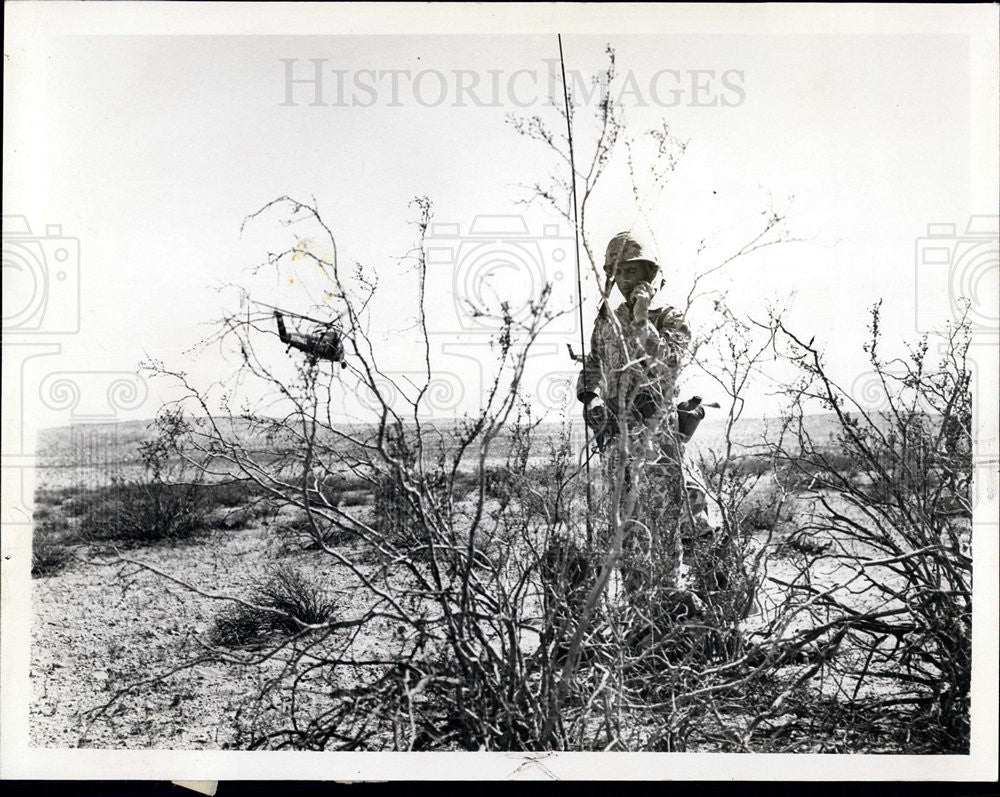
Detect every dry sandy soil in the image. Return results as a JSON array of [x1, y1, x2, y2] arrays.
[[31, 521, 334, 748], [29, 416, 955, 751], [27, 498, 820, 749]]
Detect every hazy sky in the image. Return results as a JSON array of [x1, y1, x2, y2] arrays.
[[4, 4, 998, 439]]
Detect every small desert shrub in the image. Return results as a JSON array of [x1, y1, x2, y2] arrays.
[[781, 528, 832, 555], [709, 455, 772, 480], [32, 537, 71, 577], [337, 488, 371, 507], [198, 480, 258, 510], [308, 472, 374, 508], [819, 449, 856, 477], [277, 512, 354, 550], [72, 410, 212, 546], [206, 506, 256, 531], [60, 489, 96, 518], [373, 469, 451, 554], [373, 472, 418, 544], [78, 480, 207, 545], [773, 449, 860, 492], [203, 483, 275, 531], [740, 481, 791, 531], [31, 504, 54, 522], [32, 517, 73, 577], [209, 565, 339, 647], [708, 450, 860, 493], [482, 466, 514, 503]]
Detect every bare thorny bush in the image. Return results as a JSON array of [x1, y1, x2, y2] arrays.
[[86, 47, 973, 753], [756, 302, 974, 752], [108, 195, 779, 752], [119, 195, 619, 750], [662, 293, 975, 753]]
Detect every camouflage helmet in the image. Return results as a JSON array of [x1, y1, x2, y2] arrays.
[[603, 231, 661, 279]]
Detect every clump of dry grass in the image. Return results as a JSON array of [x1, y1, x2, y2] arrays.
[[209, 565, 339, 647], [739, 480, 793, 531], [76, 480, 207, 545], [275, 512, 355, 550], [32, 518, 73, 578]]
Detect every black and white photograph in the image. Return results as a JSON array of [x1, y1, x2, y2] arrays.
[[2, 1, 998, 781]]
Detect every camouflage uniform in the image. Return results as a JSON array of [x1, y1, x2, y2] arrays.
[[576, 234, 711, 595]]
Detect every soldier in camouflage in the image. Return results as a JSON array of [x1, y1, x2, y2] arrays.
[[576, 231, 712, 603]]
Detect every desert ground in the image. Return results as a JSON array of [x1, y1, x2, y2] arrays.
[[28, 416, 967, 752]]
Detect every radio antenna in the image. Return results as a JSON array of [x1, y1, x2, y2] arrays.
[[558, 34, 594, 547]]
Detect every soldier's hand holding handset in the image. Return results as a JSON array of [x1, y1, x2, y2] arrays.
[[629, 281, 655, 322], [582, 392, 614, 449]]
